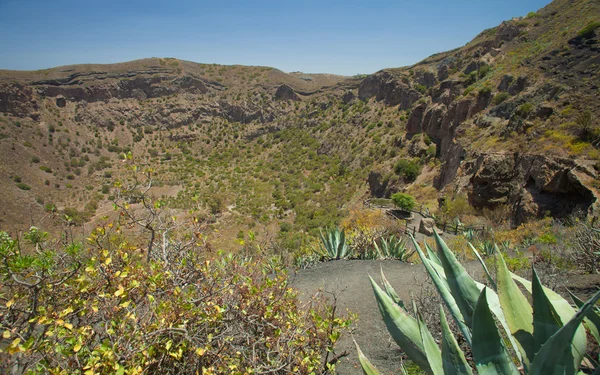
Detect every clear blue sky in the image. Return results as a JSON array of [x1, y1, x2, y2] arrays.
[[0, 0, 550, 75]]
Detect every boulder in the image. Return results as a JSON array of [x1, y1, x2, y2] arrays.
[[342, 91, 355, 104], [419, 218, 442, 236], [498, 75, 514, 92], [494, 21, 522, 47], [55, 96, 67, 107], [274, 84, 300, 101]]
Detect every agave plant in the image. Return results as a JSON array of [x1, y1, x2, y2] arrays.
[[318, 227, 349, 260], [462, 228, 476, 241], [373, 235, 412, 260], [356, 231, 600, 375]]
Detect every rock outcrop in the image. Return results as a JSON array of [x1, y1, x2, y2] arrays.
[[274, 84, 300, 101], [358, 71, 421, 110], [0, 83, 36, 117], [460, 153, 598, 223]]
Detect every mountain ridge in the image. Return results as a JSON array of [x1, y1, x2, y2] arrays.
[[0, 0, 599, 247]]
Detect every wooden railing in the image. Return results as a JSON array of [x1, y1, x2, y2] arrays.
[[365, 198, 488, 237]]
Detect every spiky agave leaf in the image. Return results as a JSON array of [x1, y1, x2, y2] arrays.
[[410, 236, 472, 347], [417, 311, 443, 375], [569, 291, 600, 345], [354, 339, 383, 375], [380, 267, 405, 309], [369, 275, 432, 373], [512, 272, 588, 371], [440, 305, 473, 375], [531, 268, 562, 356], [433, 231, 481, 328], [530, 289, 600, 375], [495, 252, 534, 368], [468, 242, 496, 290], [472, 288, 520, 375]]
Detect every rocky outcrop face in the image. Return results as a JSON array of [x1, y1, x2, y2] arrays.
[[461, 153, 598, 223], [406, 103, 427, 135], [0, 83, 36, 117], [414, 70, 437, 88], [494, 21, 522, 47], [508, 76, 529, 95], [358, 71, 421, 109], [342, 91, 355, 104], [34, 74, 213, 103], [274, 84, 300, 101]]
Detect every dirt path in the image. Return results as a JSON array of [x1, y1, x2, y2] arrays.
[[290, 260, 486, 375]]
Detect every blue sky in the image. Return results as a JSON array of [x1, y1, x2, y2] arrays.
[[0, 0, 550, 75]]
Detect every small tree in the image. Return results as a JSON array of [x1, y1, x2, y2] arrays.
[[391, 193, 415, 212]]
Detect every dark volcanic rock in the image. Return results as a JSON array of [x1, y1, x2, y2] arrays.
[[358, 71, 421, 110], [0, 83, 36, 117], [55, 96, 67, 107], [274, 84, 300, 101]]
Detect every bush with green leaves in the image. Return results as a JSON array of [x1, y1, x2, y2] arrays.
[[394, 159, 422, 182], [356, 232, 600, 375], [391, 193, 416, 212], [0, 226, 351, 374]]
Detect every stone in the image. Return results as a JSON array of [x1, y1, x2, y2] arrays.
[[342, 91, 355, 104], [274, 84, 300, 101], [498, 75, 514, 92], [419, 218, 441, 236], [508, 76, 528, 95], [55, 96, 67, 107]]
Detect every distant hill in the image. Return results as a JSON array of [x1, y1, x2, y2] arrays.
[[0, 0, 599, 248]]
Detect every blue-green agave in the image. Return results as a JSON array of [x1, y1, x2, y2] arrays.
[[318, 227, 349, 260], [356, 231, 600, 375]]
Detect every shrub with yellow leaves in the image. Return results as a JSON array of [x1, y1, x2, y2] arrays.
[[0, 225, 351, 374]]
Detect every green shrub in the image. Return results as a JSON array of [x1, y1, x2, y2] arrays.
[[31, 156, 40, 163], [394, 158, 422, 182], [517, 102, 534, 117], [39, 165, 52, 173], [578, 21, 600, 38], [391, 193, 415, 212], [492, 92, 509, 105], [16, 182, 31, 190]]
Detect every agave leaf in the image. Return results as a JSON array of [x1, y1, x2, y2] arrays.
[[433, 231, 481, 327], [410, 236, 472, 346], [468, 242, 496, 290], [569, 291, 600, 346], [380, 267, 405, 309], [440, 305, 473, 375], [532, 268, 562, 355], [418, 313, 444, 375], [495, 252, 534, 368], [369, 276, 432, 372], [473, 279, 525, 367], [472, 288, 520, 375], [512, 272, 588, 370], [354, 339, 383, 375], [425, 241, 443, 266], [374, 240, 385, 259], [338, 228, 347, 258], [530, 289, 600, 375]]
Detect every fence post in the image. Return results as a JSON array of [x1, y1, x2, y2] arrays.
[[413, 226, 416, 236]]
